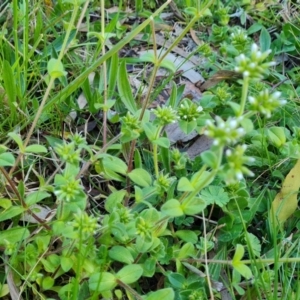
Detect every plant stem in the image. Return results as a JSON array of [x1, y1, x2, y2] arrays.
[[101, 0, 108, 146], [238, 75, 249, 116], [184, 256, 300, 265]]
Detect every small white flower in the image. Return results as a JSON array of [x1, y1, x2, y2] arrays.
[[226, 149, 232, 156], [251, 43, 258, 52], [243, 71, 250, 77]]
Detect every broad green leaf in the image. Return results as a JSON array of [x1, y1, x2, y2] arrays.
[[135, 236, 153, 253], [143, 122, 157, 141], [181, 197, 206, 215], [89, 272, 116, 292], [128, 168, 152, 187], [233, 262, 252, 280], [233, 244, 244, 263], [177, 177, 195, 192], [161, 199, 184, 217], [25, 191, 50, 206], [117, 61, 137, 114], [260, 27, 271, 52], [184, 7, 197, 15], [0, 199, 12, 209], [142, 257, 156, 277], [0, 227, 30, 245], [143, 288, 175, 300], [116, 264, 143, 284], [7, 132, 24, 151], [177, 242, 195, 259], [0, 206, 25, 222], [109, 246, 134, 264], [200, 186, 230, 207], [139, 52, 176, 72], [200, 150, 219, 169], [175, 230, 198, 244], [190, 170, 213, 189], [105, 190, 127, 213], [267, 127, 286, 148], [0, 283, 9, 297], [0, 152, 15, 166], [42, 276, 54, 290], [270, 159, 300, 226], [47, 58, 67, 79], [152, 137, 170, 148], [96, 154, 128, 176], [247, 233, 261, 257], [178, 120, 197, 135], [167, 273, 185, 289], [61, 256, 74, 272], [25, 144, 47, 153]]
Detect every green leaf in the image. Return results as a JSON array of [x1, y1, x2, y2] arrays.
[[184, 7, 197, 15], [42, 276, 54, 290], [7, 132, 24, 151], [25, 191, 50, 206], [177, 177, 195, 192], [181, 197, 206, 215], [47, 58, 67, 79], [247, 233, 261, 257], [143, 122, 157, 141], [116, 264, 143, 284], [109, 246, 134, 264], [135, 236, 153, 253], [161, 199, 184, 217], [177, 242, 195, 259], [267, 127, 286, 148], [233, 262, 253, 280], [0, 199, 12, 209], [0, 227, 30, 245], [105, 190, 127, 213], [60, 256, 74, 272], [200, 150, 219, 169], [260, 27, 271, 52], [117, 61, 137, 114], [101, 154, 127, 175], [190, 170, 213, 189], [143, 288, 175, 300], [167, 273, 185, 289], [0, 153, 15, 167], [89, 272, 117, 292], [200, 186, 230, 207], [2, 60, 16, 117], [178, 119, 197, 135], [142, 257, 156, 277], [139, 52, 176, 72], [0, 206, 25, 222], [233, 244, 244, 263], [152, 137, 170, 148], [25, 144, 47, 153], [128, 168, 152, 187], [175, 230, 198, 244], [108, 53, 119, 99]]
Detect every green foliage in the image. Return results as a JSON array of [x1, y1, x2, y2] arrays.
[[1, 0, 300, 299]]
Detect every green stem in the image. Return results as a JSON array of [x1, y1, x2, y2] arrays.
[[184, 256, 300, 265], [238, 75, 249, 116], [153, 126, 163, 177]]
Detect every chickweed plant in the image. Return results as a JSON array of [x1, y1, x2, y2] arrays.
[[1, 0, 300, 299]]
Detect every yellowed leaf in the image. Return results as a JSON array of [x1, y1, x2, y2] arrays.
[[270, 159, 300, 226]]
